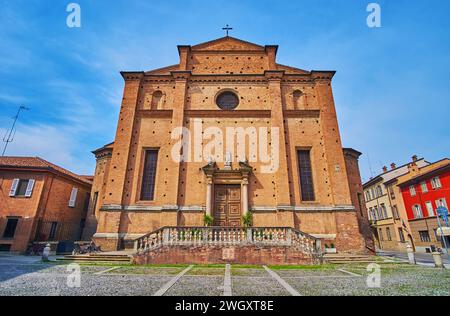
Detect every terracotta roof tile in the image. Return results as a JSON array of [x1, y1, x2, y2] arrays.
[[0, 157, 92, 185]]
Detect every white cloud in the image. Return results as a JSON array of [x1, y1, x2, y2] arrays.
[[0, 123, 95, 175]]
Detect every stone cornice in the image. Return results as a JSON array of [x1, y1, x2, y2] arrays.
[[170, 71, 191, 81], [264, 70, 285, 80], [120, 71, 145, 81]]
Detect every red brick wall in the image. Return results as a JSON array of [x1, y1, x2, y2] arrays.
[[0, 169, 91, 253], [133, 245, 316, 265], [343, 150, 375, 252]]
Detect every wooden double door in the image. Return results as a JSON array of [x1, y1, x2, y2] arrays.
[[214, 185, 242, 227]]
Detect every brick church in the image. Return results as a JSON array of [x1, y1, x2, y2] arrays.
[[84, 36, 372, 254]]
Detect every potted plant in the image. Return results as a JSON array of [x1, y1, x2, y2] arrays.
[[204, 214, 214, 227], [242, 211, 253, 228], [325, 243, 337, 254]]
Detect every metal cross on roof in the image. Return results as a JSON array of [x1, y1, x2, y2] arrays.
[[222, 24, 233, 37]]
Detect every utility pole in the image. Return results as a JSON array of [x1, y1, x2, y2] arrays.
[[2, 105, 29, 156]]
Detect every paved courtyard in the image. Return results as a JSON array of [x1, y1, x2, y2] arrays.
[[0, 255, 448, 296]]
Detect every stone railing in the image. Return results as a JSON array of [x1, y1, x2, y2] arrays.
[[134, 227, 322, 258]]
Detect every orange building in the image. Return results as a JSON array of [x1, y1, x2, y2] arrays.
[[86, 37, 371, 255], [0, 157, 92, 253]]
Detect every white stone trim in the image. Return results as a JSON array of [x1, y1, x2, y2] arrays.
[[93, 233, 146, 239], [251, 205, 356, 213], [310, 234, 337, 239]]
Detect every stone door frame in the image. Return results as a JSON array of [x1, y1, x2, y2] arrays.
[[202, 162, 253, 224]]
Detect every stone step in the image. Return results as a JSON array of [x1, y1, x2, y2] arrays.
[[58, 254, 132, 263]]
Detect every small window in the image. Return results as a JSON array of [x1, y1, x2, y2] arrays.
[[436, 198, 448, 209], [357, 193, 364, 217], [48, 222, 58, 240], [386, 228, 392, 241], [425, 201, 435, 217], [398, 228, 406, 243], [141, 150, 159, 201], [431, 177, 442, 189], [381, 204, 388, 219], [297, 150, 315, 202], [376, 186, 383, 197], [392, 205, 400, 220], [9, 179, 35, 197], [409, 186, 416, 197], [3, 218, 19, 239], [413, 204, 423, 219], [216, 91, 239, 110], [69, 187, 78, 208], [419, 231, 431, 243], [421, 182, 428, 193], [92, 192, 99, 214], [379, 229, 384, 241], [389, 187, 396, 200]]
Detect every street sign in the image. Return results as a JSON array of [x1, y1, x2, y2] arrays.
[[437, 206, 449, 227]]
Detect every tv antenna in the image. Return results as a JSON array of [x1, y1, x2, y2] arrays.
[[2, 105, 29, 156]]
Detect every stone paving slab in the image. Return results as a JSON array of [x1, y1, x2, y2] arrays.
[[274, 269, 349, 278], [164, 276, 224, 296]]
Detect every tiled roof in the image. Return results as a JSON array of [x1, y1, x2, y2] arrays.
[[0, 157, 92, 185]]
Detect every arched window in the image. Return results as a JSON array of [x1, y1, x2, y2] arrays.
[[293, 90, 305, 109], [151, 91, 164, 110]]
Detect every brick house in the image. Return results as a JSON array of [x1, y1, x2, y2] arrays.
[[397, 159, 450, 253], [0, 157, 92, 253], [86, 36, 371, 255]]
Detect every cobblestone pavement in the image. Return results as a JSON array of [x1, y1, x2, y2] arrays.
[[0, 256, 448, 296]]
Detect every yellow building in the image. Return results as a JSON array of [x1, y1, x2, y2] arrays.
[[363, 157, 429, 251]]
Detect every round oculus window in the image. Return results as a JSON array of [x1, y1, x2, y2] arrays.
[[216, 91, 239, 110]]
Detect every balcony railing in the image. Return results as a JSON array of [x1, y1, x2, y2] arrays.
[[134, 226, 322, 258]]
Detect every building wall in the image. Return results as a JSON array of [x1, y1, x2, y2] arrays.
[[93, 37, 366, 253], [400, 168, 450, 252], [0, 171, 45, 252], [82, 151, 112, 240], [0, 169, 91, 253], [343, 150, 374, 251]]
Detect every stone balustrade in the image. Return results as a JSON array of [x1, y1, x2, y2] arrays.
[[134, 226, 322, 258]]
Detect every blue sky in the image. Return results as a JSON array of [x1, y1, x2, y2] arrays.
[[0, 0, 449, 182]]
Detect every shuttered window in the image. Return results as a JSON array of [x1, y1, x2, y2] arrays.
[[9, 179, 35, 197], [69, 187, 78, 208], [297, 150, 315, 202], [141, 150, 159, 201]]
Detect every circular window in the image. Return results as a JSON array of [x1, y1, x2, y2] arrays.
[[216, 91, 239, 110]]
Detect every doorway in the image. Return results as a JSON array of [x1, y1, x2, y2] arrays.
[[214, 185, 242, 227]]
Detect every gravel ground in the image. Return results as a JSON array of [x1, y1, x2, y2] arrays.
[[232, 276, 290, 296], [0, 256, 448, 296], [164, 276, 224, 296]]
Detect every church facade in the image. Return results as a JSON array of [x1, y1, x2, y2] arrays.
[[85, 37, 370, 253]]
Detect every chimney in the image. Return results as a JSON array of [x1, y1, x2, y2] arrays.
[[412, 155, 418, 163], [382, 166, 388, 173], [391, 163, 397, 170]]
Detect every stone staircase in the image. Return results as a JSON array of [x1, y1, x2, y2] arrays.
[[57, 253, 133, 264], [323, 254, 378, 264]]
